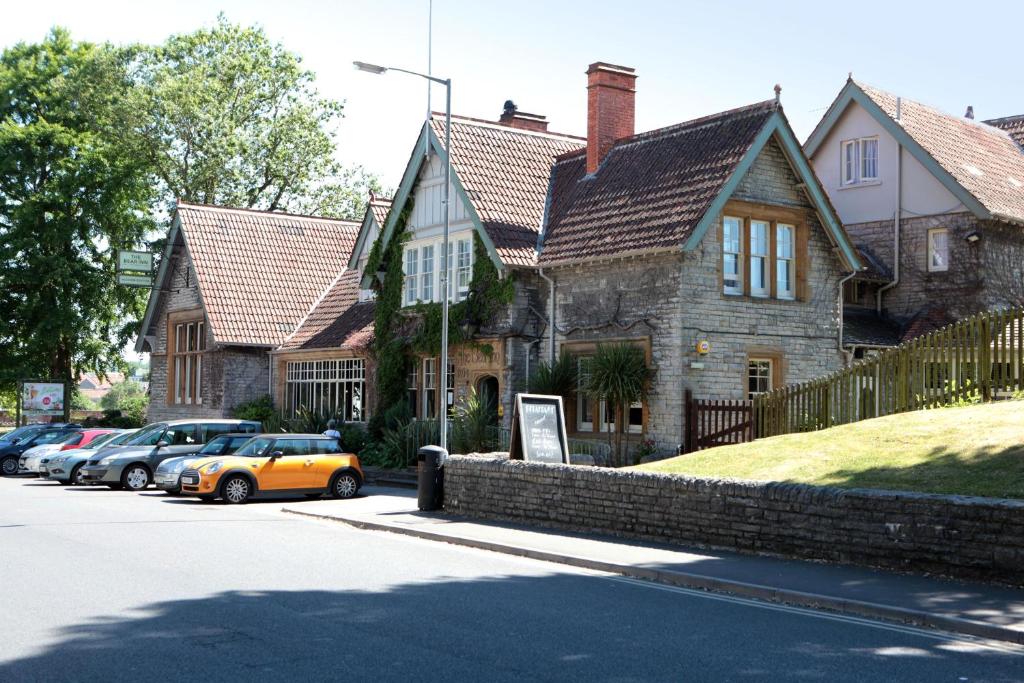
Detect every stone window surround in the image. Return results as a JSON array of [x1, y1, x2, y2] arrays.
[[719, 200, 810, 304], [166, 308, 206, 407], [559, 337, 650, 438], [745, 348, 784, 399]]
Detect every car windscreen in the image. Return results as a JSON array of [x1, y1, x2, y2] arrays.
[[124, 425, 167, 446], [233, 437, 273, 457], [1, 425, 44, 442], [83, 432, 118, 449], [32, 430, 80, 445], [197, 437, 231, 455], [107, 430, 139, 446]]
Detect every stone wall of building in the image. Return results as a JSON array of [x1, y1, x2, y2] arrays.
[[444, 456, 1024, 583]]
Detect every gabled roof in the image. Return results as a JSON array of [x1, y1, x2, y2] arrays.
[[136, 202, 360, 350], [428, 116, 584, 267], [843, 307, 902, 348], [278, 270, 375, 352], [985, 114, 1024, 150], [347, 196, 392, 271], [538, 101, 861, 269], [805, 80, 1024, 226]]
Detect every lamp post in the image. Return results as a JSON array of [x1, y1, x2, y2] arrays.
[[354, 60, 453, 454]]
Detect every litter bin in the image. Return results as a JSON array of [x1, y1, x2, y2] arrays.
[[417, 445, 446, 511]]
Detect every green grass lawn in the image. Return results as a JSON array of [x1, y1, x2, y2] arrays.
[[636, 400, 1024, 499]]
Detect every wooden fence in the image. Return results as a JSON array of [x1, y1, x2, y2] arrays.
[[754, 307, 1024, 438]]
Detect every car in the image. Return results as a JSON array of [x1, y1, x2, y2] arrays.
[[19, 428, 114, 475], [180, 434, 363, 504], [0, 425, 83, 476], [154, 433, 255, 494], [43, 430, 138, 485], [79, 419, 261, 491]]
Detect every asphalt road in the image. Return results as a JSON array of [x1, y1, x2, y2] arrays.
[[1, 476, 1022, 682]]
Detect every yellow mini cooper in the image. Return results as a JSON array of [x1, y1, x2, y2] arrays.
[[179, 434, 363, 504]]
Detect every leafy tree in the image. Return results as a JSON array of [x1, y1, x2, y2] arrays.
[[587, 343, 651, 466], [528, 350, 578, 399], [100, 380, 147, 411], [0, 29, 154, 397], [72, 392, 99, 411], [124, 15, 379, 219]]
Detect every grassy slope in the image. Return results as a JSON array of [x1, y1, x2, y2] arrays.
[[636, 400, 1024, 499]]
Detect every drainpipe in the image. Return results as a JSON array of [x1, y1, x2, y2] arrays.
[[267, 353, 274, 402], [837, 269, 857, 363], [877, 107, 903, 314], [537, 267, 556, 363]]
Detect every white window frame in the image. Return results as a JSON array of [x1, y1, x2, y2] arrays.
[[456, 238, 472, 300], [776, 223, 796, 300], [576, 357, 594, 431], [420, 245, 434, 302], [747, 359, 773, 399], [404, 247, 419, 305], [422, 358, 437, 419], [750, 220, 770, 298], [928, 228, 949, 272], [723, 216, 743, 295], [284, 359, 367, 422], [842, 137, 879, 186]]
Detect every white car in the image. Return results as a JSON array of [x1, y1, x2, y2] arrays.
[[18, 433, 82, 474]]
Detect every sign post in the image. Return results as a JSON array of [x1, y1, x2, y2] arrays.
[[508, 393, 570, 464], [18, 380, 67, 425]]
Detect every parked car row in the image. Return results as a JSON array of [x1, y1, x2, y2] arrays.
[[3, 419, 365, 504]]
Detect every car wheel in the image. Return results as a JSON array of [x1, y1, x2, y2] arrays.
[[69, 464, 85, 486], [1, 456, 18, 477], [121, 465, 151, 491], [221, 475, 251, 504], [331, 472, 359, 500]]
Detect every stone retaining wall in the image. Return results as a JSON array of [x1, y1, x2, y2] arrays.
[[443, 455, 1024, 583]]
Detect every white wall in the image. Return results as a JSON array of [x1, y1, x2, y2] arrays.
[[810, 102, 966, 225]]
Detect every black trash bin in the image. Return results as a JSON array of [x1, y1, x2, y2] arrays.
[[417, 445, 446, 511]]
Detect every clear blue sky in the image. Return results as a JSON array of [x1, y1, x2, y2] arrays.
[[4, 0, 1022, 190]]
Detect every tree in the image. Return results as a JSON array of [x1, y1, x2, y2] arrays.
[[0, 29, 155, 397], [100, 380, 147, 411], [528, 351, 578, 400], [124, 15, 380, 219], [587, 343, 652, 466]]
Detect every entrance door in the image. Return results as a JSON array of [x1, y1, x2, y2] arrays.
[[476, 376, 500, 427]]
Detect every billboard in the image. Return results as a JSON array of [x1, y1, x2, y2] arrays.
[[21, 382, 65, 416]]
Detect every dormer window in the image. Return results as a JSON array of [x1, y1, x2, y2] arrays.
[[842, 137, 879, 185]]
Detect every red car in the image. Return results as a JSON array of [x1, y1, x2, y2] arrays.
[[59, 429, 115, 451]]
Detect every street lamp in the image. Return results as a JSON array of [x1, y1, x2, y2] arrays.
[[354, 60, 453, 454]]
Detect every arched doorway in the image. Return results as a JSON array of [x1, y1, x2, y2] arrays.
[[476, 375, 500, 427]]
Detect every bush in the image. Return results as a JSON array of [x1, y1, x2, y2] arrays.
[[100, 380, 147, 411], [232, 395, 276, 423], [451, 388, 498, 454], [340, 423, 368, 453], [528, 350, 577, 399]]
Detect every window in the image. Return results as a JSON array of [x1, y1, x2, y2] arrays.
[[275, 438, 311, 456], [402, 235, 474, 306], [576, 357, 594, 431], [574, 353, 644, 435], [928, 228, 949, 272], [404, 248, 419, 304], [842, 137, 879, 185], [423, 358, 437, 419], [199, 423, 235, 442], [284, 359, 367, 422], [171, 319, 205, 405], [420, 245, 434, 302], [750, 220, 770, 298], [776, 224, 795, 300], [407, 365, 418, 417], [748, 359, 773, 399], [163, 424, 197, 445], [446, 362, 456, 414], [723, 217, 743, 295]]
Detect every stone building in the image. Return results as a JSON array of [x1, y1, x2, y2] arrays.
[[135, 202, 360, 422], [351, 63, 862, 452], [805, 79, 1024, 352]]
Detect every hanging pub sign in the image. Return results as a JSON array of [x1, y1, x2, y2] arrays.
[[508, 393, 570, 465], [117, 250, 154, 273]]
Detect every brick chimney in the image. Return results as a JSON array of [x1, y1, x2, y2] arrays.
[[586, 62, 636, 174], [499, 100, 549, 132]]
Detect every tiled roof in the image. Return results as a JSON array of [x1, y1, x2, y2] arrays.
[[176, 202, 360, 346], [843, 307, 902, 348], [985, 114, 1024, 150], [900, 308, 955, 343], [856, 82, 1024, 225], [369, 196, 392, 230], [853, 244, 892, 283], [429, 116, 584, 267], [538, 100, 778, 265], [279, 270, 375, 351]]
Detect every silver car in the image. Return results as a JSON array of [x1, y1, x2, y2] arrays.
[[79, 420, 261, 491], [43, 430, 136, 485], [154, 433, 255, 494]]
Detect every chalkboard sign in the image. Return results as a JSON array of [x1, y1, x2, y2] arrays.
[[508, 394, 570, 464]]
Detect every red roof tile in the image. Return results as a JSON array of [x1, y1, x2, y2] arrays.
[[985, 114, 1024, 150], [429, 116, 584, 267], [856, 83, 1024, 225], [280, 270, 375, 351], [538, 100, 778, 265], [176, 202, 360, 346]]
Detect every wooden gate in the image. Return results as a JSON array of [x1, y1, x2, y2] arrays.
[[684, 390, 753, 452]]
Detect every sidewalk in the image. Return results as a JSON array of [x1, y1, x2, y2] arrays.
[[281, 485, 1024, 646]]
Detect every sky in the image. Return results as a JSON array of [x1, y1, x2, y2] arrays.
[[5, 0, 1024, 192]]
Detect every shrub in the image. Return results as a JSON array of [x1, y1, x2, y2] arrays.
[[587, 343, 651, 466], [451, 388, 498, 454], [528, 350, 577, 399], [233, 395, 276, 423], [340, 423, 368, 453]]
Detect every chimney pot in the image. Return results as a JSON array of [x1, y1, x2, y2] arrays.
[[498, 101, 550, 132], [965, 105, 974, 120], [586, 62, 636, 174]]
